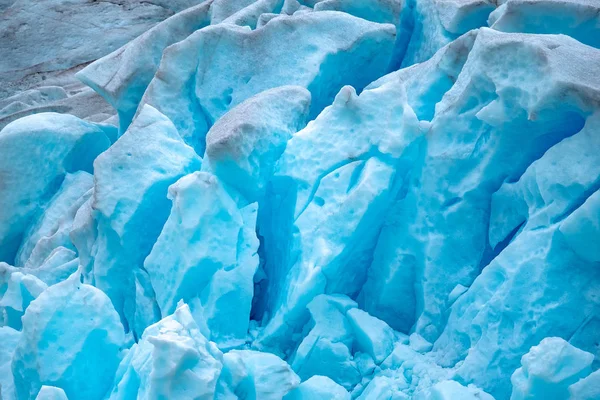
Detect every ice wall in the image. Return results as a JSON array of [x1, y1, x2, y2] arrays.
[[1, 0, 599, 399]]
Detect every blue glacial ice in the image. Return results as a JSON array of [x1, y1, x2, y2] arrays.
[[1, 0, 600, 399]]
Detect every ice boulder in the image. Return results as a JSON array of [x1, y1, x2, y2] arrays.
[[256, 80, 422, 349], [368, 342, 448, 397], [0, 113, 111, 264], [355, 373, 410, 399], [401, 0, 496, 67], [569, 369, 600, 400], [0, 263, 48, 329], [489, 0, 600, 49], [357, 30, 478, 334], [221, 0, 285, 29], [0, 87, 68, 119], [427, 380, 495, 400], [15, 171, 93, 269], [204, 85, 311, 203], [510, 337, 594, 400], [141, 11, 396, 153], [290, 295, 361, 389], [215, 350, 300, 399], [35, 386, 68, 400], [0, 326, 20, 400], [347, 307, 396, 364], [144, 172, 259, 349], [210, 0, 259, 24], [23, 247, 79, 287], [409, 333, 433, 354], [559, 189, 600, 264], [12, 274, 125, 400], [363, 28, 600, 353], [106, 303, 223, 400], [311, 0, 403, 67], [286, 295, 397, 390], [284, 375, 350, 400], [433, 109, 600, 397], [91, 105, 201, 338], [69, 195, 97, 282]]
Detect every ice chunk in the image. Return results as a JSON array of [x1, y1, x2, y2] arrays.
[[204, 85, 311, 202], [12, 274, 125, 400], [312, 0, 403, 68], [401, 0, 495, 67], [371, 341, 455, 398], [144, 172, 259, 349], [35, 386, 68, 400], [0, 263, 48, 329], [77, 1, 214, 132], [436, 224, 600, 397], [16, 171, 93, 269], [489, 110, 600, 254], [69, 195, 96, 282], [357, 31, 478, 334], [372, 29, 600, 348], [216, 350, 300, 399], [489, 0, 600, 49], [356, 374, 409, 399], [0, 113, 110, 264], [221, 0, 284, 29], [26, 247, 79, 287], [257, 12, 282, 27], [290, 295, 361, 389], [141, 11, 396, 153], [257, 81, 421, 350], [347, 308, 395, 363], [0, 326, 20, 400], [409, 333, 433, 353], [569, 369, 600, 400], [559, 190, 600, 263], [106, 303, 223, 400], [436, 0, 496, 35], [428, 380, 495, 400], [510, 337, 594, 400], [210, 0, 259, 24], [447, 284, 468, 305], [433, 106, 600, 396], [284, 375, 350, 400], [92, 105, 201, 338]]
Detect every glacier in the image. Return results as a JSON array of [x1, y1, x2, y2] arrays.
[[0, 0, 600, 399]]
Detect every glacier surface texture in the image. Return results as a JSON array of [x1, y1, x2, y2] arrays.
[[1, 0, 600, 399]]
